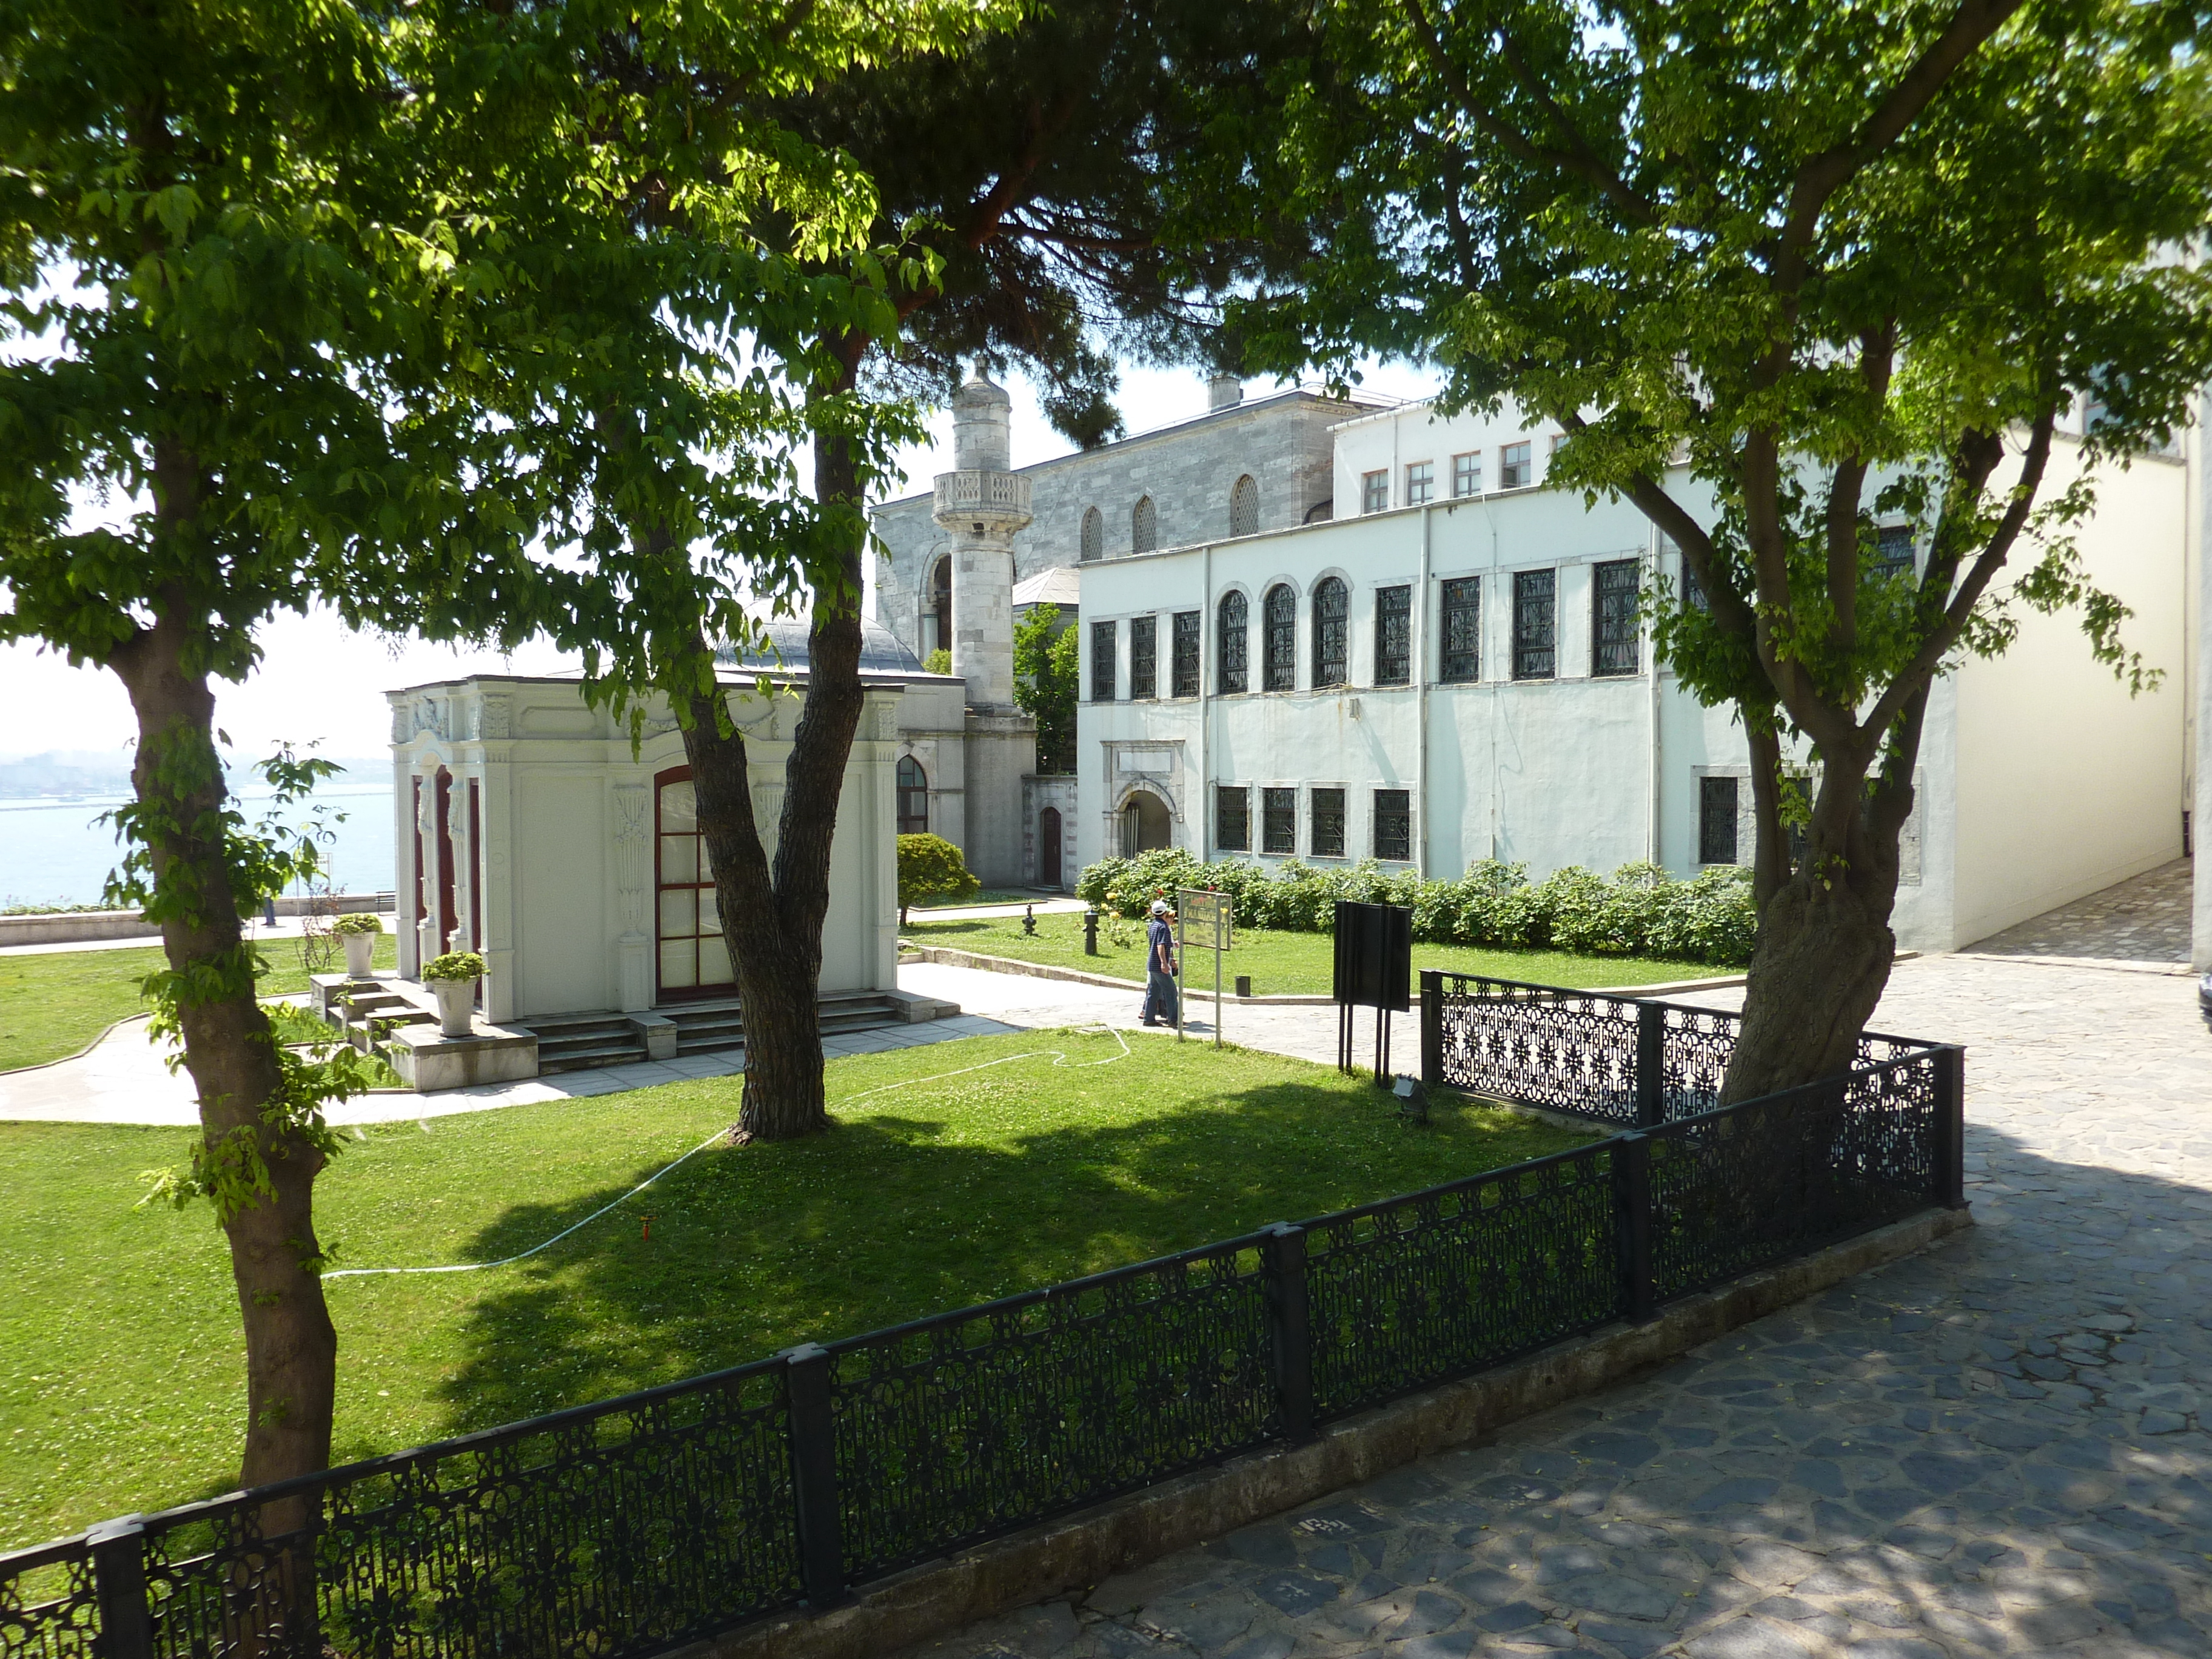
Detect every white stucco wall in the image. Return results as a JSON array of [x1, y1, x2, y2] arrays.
[[1949, 437, 2191, 948], [389, 674, 903, 1021]]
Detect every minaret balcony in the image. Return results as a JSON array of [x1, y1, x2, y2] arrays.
[[933, 469, 1034, 534]]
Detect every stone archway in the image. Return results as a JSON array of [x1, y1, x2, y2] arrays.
[[1121, 789, 1172, 854]]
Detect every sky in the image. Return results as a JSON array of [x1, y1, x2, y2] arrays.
[[0, 358, 1441, 766]]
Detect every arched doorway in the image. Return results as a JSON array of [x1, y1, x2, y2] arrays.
[[1039, 806, 1062, 887], [1121, 790, 1171, 854]]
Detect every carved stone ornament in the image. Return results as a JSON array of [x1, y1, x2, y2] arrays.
[[477, 697, 512, 739], [412, 697, 445, 740]]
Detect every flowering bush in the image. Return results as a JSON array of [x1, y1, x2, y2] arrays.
[[330, 911, 383, 936], [1073, 854, 1758, 966]]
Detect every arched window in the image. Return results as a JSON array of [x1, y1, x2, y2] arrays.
[[1217, 589, 1249, 694], [896, 756, 929, 835], [928, 557, 952, 657], [1079, 506, 1102, 563], [1131, 495, 1157, 554], [1230, 474, 1259, 538], [1313, 576, 1349, 688], [1262, 583, 1296, 691]]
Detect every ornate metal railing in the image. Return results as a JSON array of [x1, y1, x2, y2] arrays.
[[2, 990, 1963, 1659], [1418, 970, 1934, 1128]]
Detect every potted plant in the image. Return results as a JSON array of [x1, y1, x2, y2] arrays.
[[421, 950, 486, 1037], [331, 911, 382, 979]]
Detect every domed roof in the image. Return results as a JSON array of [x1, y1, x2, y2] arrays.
[[717, 611, 927, 676]]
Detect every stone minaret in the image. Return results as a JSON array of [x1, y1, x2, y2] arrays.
[[932, 369, 1032, 711]]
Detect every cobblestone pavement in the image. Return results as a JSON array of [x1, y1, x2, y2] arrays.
[[1962, 859, 2194, 965], [900, 899, 2212, 1657]]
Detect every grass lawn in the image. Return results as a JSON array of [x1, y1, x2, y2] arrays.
[[908, 886, 1037, 910], [903, 912, 1721, 994], [0, 935, 398, 1071], [0, 1030, 1586, 1547]]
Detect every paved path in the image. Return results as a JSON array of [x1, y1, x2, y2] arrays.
[[900, 867, 2212, 1659], [1960, 859, 2193, 967]]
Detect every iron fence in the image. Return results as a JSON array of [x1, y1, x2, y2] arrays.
[[2, 986, 1963, 1659]]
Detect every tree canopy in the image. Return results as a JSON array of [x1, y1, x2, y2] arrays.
[[1202, 0, 2212, 1093]]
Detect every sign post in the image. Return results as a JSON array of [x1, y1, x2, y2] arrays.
[[1176, 888, 1233, 1048]]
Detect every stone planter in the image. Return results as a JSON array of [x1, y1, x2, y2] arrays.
[[431, 977, 477, 1038], [342, 933, 375, 979]]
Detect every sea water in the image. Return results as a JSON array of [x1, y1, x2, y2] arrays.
[[0, 782, 398, 908]]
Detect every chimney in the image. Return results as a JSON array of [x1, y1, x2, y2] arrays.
[[1208, 373, 1244, 411]]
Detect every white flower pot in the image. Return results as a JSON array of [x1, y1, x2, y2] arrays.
[[431, 977, 477, 1038], [342, 933, 375, 979]]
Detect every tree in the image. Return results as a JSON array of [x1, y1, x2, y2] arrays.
[[1013, 606, 1079, 773], [1209, 0, 2212, 1097], [897, 833, 980, 924], [0, 0, 510, 1499]]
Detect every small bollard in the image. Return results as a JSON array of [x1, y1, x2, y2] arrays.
[[1022, 903, 1037, 936], [1083, 908, 1100, 955]]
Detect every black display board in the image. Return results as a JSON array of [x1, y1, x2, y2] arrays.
[[1332, 900, 1412, 1012]]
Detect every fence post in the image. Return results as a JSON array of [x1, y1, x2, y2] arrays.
[[1613, 1134, 1656, 1323], [1634, 1002, 1665, 1127], [87, 1518, 152, 1659], [1262, 1224, 1315, 1444], [1931, 1047, 1966, 1210], [1419, 970, 1442, 1091], [779, 1344, 848, 1610]]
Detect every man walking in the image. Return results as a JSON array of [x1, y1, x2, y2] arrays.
[[1140, 898, 1178, 1027]]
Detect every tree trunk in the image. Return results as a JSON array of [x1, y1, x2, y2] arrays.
[[1722, 743, 1909, 1103], [685, 371, 871, 1144], [110, 610, 337, 1515]]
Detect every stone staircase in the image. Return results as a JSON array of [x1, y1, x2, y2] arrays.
[[525, 989, 919, 1076]]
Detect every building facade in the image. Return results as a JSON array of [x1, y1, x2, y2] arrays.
[[1078, 397, 2195, 956]]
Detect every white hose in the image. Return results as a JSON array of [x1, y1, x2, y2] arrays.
[[323, 1026, 1131, 1280]]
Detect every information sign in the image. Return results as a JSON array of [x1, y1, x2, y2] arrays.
[[1175, 888, 1235, 1047]]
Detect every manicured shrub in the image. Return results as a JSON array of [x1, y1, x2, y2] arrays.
[[1068, 852, 1760, 966], [897, 833, 979, 924]]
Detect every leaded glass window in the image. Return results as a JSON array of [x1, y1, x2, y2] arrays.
[[1312, 786, 1346, 857], [1313, 577, 1349, 687], [1090, 619, 1116, 702], [1512, 569, 1555, 680], [1218, 590, 1249, 693], [1171, 609, 1201, 697], [1441, 577, 1480, 682], [1373, 789, 1411, 862], [1130, 614, 1156, 699], [1079, 507, 1102, 563], [1263, 584, 1296, 691], [1592, 558, 1641, 676], [1216, 785, 1250, 852], [1374, 585, 1411, 685], [1230, 475, 1259, 537], [1262, 787, 1295, 853], [1132, 495, 1156, 552]]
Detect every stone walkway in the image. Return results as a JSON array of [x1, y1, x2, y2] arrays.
[[899, 866, 2212, 1659], [1961, 859, 2194, 967]]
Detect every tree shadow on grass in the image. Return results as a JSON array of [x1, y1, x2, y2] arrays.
[[423, 1074, 1578, 1437]]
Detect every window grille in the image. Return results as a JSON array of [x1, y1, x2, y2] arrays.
[[1452, 452, 1481, 497], [1500, 441, 1532, 489], [1592, 558, 1641, 676], [1130, 615, 1157, 699], [1132, 495, 1156, 553], [1218, 591, 1248, 693], [1313, 577, 1349, 687], [1361, 469, 1389, 514], [1090, 619, 1116, 702], [1216, 785, 1250, 852], [1699, 776, 1739, 865], [1262, 786, 1296, 853], [1079, 508, 1102, 563], [1512, 568, 1556, 679], [1871, 524, 1915, 581], [1373, 789, 1411, 861], [1441, 577, 1480, 682], [1263, 584, 1296, 690], [1230, 475, 1259, 538], [1171, 610, 1201, 697], [1312, 787, 1347, 857], [1404, 461, 1433, 504], [896, 757, 928, 835], [930, 557, 952, 655], [1374, 585, 1412, 685]]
